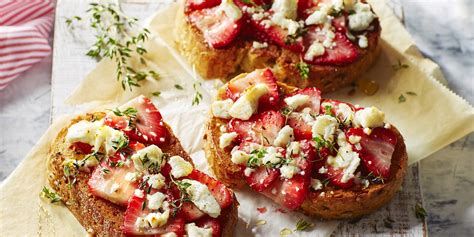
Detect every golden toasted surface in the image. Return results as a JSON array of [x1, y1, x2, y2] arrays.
[[175, 6, 381, 92], [204, 82, 408, 219], [47, 112, 238, 236]]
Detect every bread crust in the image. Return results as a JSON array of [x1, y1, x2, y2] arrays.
[[47, 112, 238, 236], [175, 6, 381, 92], [204, 82, 408, 220]]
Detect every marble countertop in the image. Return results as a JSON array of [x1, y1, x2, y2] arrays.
[[0, 0, 472, 236]]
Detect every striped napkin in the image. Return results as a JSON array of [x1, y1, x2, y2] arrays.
[[0, 0, 54, 90]]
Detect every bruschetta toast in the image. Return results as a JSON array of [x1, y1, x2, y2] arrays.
[[47, 96, 238, 236], [176, 0, 381, 92], [204, 68, 407, 219]]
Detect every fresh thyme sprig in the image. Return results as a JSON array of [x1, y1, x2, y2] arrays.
[[40, 187, 62, 204], [67, 2, 158, 90], [192, 82, 203, 106], [169, 178, 192, 216]]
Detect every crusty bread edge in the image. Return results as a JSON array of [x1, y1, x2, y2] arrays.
[[47, 112, 239, 236], [204, 82, 408, 220]]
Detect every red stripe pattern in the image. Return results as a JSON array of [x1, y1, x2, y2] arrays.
[[0, 0, 54, 90]]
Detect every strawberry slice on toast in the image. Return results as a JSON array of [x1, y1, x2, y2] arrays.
[[347, 127, 398, 179], [228, 110, 285, 145], [188, 4, 243, 48]]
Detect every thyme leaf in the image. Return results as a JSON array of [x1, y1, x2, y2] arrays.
[[40, 187, 62, 203]]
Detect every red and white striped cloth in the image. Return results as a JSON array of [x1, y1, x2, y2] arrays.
[[0, 0, 54, 90]]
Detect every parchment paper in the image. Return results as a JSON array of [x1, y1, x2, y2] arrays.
[[1, 0, 473, 236]]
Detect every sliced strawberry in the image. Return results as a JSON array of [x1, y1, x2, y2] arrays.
[[228, 110, 285, 145], [122, 194, 185, 235], [180, 201, 206, 221], [320, 99, 355, 125], [287, 114, 313, 140], [285, 87, 322, 113], [88, 161, 138, 206], [71, 142, 92, 154], [119, 95, 168, 145], [196, 217, 222, 237], [104, 113, 128, 130], [332, 15, 347, 33], [326, 164, 354, 189], [346, 127, 397, 179], [188, 5, 242, 48], [264, 175, 310, 210], [187, 169, 233, 209], [185, 0, 221, 12], [226, 68, 280, 109], [304, 29, 359, 65], [245, 166, 280, 192], [128, 140, 146, 151], [291, 139, 316, 175], [247, 13, 303, 52]]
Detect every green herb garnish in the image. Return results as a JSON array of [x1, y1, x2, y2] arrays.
[[67, 2, 156, 90], [192, 82, 203, 106], [295, 219, 314, 231], [152, 91, 161, 97], [392, 59, 409, 71], [398, 94, 406, 103], [406, 91, 417, 96], [175, 84, 184, 90], [65, 16, 82, 27], [40, 187, 61, 203], [296, 61, 310, 80]]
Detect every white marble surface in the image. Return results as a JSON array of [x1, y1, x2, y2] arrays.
[[0, 0, 472, 236]]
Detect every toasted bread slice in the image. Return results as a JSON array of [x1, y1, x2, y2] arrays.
[[47, 112, 238, 236], [204, 81, 407, 220], [175, 2, 381, 92]]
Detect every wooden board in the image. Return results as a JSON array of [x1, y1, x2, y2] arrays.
[[50, 0, 426, 236]]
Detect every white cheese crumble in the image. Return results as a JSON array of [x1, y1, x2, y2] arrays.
[[271, 0, 298, 20], [304, 41, 325, 61], [219, 132, 238, 149], [311, 178, 323, 190], [348, 135, 361, 144], [134, 189, 144, 198], [348, 2, 376, 31], [286, 141, 301, 156], [182, 179, 221, 218], [147, 191, 166, 210], [66, 120, 128, 156], [280, 164, 300, 179], [145, 210, 170, 228], [327, 132, 361, 183], [358, 35, 368, 48], [353, 106, 385, 128], [244, 167, 255, 177], [185, 223, 213, 237], [231, 149, 250, 165], [252, 41, 268, 49], [161, 233, 177, 237], [211, 99, 234, 119], [312, 115, 339, 141], [273, 125, 294, 147], [262, 146, 283, 165], [318, 166, 328, 174], [144, 173, 166, 189], [124, 172, 140, 182], [168, 156, 193, 178], [131, 145, 164, 172], [284, 94, 310, 110], [219, 0, 242, 20], [228, 83, 269, 120]]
